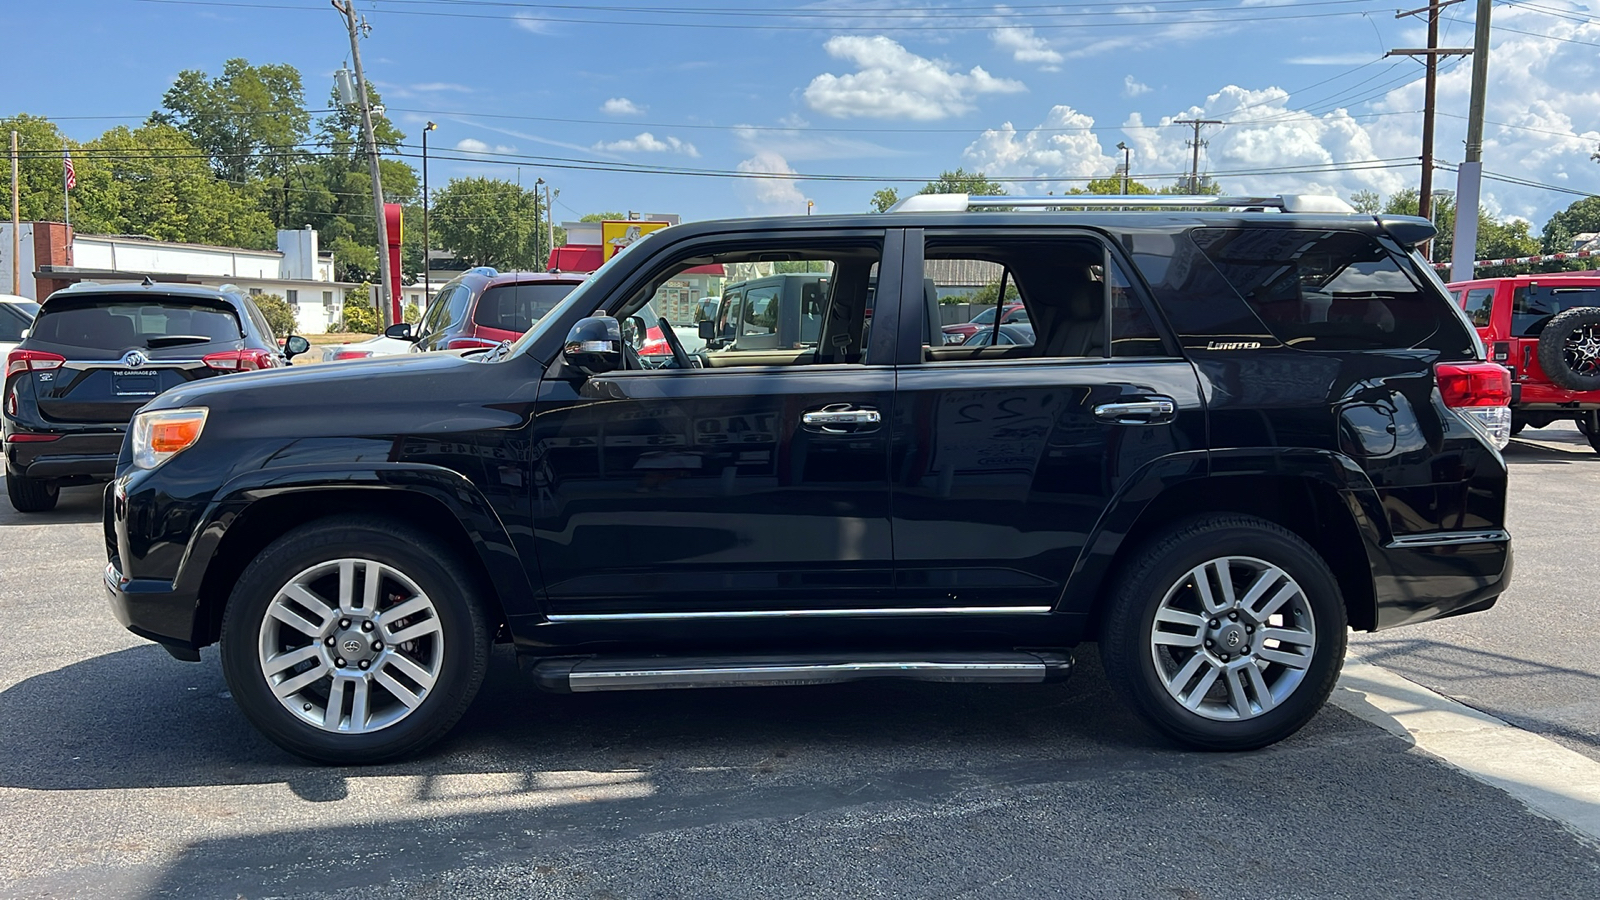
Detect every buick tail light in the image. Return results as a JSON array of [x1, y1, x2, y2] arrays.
[[445, 338, 500, 351], [202, 349, 275, 371], [1437, 362, 1512, 449], [638, 337, 671, 356], [5, 349, 66, 379]]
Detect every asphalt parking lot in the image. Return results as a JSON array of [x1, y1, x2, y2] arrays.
[[2, 428, 1599, 899]]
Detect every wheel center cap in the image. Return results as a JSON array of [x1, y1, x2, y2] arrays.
[[336, 629, 377, 663], [1214, 623, 1246, 651]]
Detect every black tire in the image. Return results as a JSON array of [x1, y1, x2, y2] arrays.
[[1536, 306, 1600, 392], [6, 469, 59, 513], [220, 515, 491, 764], [1580, 412, 1600, 453], [1099, 515, 1348, 751], [1509, 418, 1526, 437]]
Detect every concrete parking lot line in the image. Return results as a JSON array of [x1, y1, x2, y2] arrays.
[[1334, 655, 1600, 846]]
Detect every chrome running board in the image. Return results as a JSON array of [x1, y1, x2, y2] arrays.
[[531, 651, 1073, 693]]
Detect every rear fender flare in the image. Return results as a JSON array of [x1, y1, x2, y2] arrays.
[[1060, 448, 1388, 621]]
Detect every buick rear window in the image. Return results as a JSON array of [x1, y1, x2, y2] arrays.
[[30, 299, 242, 350], [1190, 228, 1447, 350], [474, 283, 580, 333]]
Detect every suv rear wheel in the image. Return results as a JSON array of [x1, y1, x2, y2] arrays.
[[5, 469, 59, 513], [1100, 515, 1347, 751], [220, 515, 490, 764]]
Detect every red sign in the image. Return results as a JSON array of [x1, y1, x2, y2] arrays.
[[384, 203, 403, 324]]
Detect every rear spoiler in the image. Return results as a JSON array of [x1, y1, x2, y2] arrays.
[[1377, 215, 1437, 249]]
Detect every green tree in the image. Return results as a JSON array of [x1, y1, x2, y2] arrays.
[[579, 211, 627, 222], [1349, 190, 1382, 214], [1384, 189, 1540, 271], [1083, 177, 1154, 195], [0, 114, 74, 222], [1541, 196, 1600, 255], [969, 277, 1021, 305], [72, 124, 274, 248], [919, 168, 1006, 196], [432, 177, 546, 269], [151, 59, 310, 184], [339, 288, 380, 334], [870, 188, 900, 212], [253, 293, 298, 337]]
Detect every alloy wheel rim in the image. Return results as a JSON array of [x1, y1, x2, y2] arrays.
[[257, 558, 445, 734], [1148, 555, 1317, 722], [1564, 323, 1600, 377]]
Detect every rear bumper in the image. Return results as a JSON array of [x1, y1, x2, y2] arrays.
[[5, 430, 123, 480], [1370, 529, 1513, 630]]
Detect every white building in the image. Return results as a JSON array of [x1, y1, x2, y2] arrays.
[[1, 223, 432, 334]]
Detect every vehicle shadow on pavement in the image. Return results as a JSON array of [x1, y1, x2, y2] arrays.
[[0, 483, 101, 526], [1355, 637, 1600, 757]]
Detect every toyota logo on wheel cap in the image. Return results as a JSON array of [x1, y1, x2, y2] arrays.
[[121, 350, 147, 368], [341, 639, 362, 655]]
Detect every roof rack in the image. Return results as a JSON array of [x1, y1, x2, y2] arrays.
[[884, 193, 1356, 215]]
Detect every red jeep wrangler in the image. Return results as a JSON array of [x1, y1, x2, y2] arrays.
[[1448, 273, 1600, 451]]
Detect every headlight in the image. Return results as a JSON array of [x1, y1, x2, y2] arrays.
[[132, 407, 209, 469]]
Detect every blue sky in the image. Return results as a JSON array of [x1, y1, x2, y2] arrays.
[[9, 1, 1599, 230]]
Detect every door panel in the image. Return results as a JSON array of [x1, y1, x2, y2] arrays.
[[890, 360, 1205, 607], [530, 367, 895, 614]]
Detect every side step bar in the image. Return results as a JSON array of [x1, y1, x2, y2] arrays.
[[531, 651, 1073, 693]]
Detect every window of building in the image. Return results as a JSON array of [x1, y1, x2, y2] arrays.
[[286, 289, 299, 306], [322, 291, 335, 307]]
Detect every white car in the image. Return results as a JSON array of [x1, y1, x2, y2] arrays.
[[0, 294, 40, 360], [318, 334, 414, 363]]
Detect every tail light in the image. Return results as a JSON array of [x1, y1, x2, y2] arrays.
[[6, 349, 66, 379], [332, 350, 375, 360], [1437, 362, 1512, 448], [638, 337, 671, 356], [445, 337, 500, 351], [202, 349, 275, 371]]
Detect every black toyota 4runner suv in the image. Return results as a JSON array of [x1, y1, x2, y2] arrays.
[[104, 195, 1513, 764]]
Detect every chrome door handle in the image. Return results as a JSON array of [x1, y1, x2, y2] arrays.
[[802, 404, 882, 433], [1093, 397, 1176, 425]]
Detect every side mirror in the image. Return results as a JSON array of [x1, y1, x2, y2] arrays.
[[562, 315, 623, 375], [698, 320, 716, 341], [283, 334, 310, 360], [384, 322, 418, 342], [620, 315, 648, 351]]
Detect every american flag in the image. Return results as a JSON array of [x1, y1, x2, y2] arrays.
[[63, 151, 76, 190]]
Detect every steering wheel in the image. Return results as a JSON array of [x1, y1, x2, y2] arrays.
[[658, 317, 697, 369]]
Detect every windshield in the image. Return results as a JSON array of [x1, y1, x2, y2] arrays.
[[504, 230, 661, 359]]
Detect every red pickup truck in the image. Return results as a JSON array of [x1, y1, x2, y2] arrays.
[[1447, 272, 1600, 451]]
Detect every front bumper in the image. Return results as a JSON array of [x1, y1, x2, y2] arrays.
[[104, 558, 202, 652], [1371, 529, 1513, 630]]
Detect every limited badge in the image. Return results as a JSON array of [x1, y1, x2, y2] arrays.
[[36, 372, 54, 382]]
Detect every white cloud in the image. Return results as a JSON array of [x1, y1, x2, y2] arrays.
[[960, 9, 1600, 228], [803, 35, 1026, 120], [1123, 75, 1152, 98], [736, 151, 809, 216], [453, 138, 516, 154], [990, 26, 1062, 71], [601, 97, 644, 116], [513, 13, 549, 33], [410, 82, 472, 93], [593, 132, 700, 157], [732, 123, 902, 161], [1284, 54, 1381, 66]]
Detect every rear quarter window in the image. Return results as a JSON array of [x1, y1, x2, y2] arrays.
[[1190, 228, 1456, 351]]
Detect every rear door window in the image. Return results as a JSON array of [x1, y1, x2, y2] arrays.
[[1190, 228, 1448, 350], [30, 298, 242, 351], [0, 306, 29, 342], [1462, 288, 1494, 328], [473, 282, 580, 333], [1511, 283, 1600, 336]]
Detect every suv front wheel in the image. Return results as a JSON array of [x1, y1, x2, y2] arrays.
[[220, 516, 490, 764], [1100, 515, 1347, 751]]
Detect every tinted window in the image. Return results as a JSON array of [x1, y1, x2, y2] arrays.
[[31, 299, 242, 350], [243, 298, 277, 339], [420, 283, 471, 334], [743, 286, 780, 336], [1462, 288, 1494, 328], [1511, 283, 1600, 336], [0, 306, 28, 342], [1191, 228, 1444, 350], [474, 283, 578, 333], [1108, 258, 1167, 357]]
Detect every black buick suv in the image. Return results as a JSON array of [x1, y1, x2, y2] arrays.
[[103, 195, 1514, 764], [6, 281, 307, 512]]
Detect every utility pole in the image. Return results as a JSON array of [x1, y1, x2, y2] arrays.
[[1174, 119, 1220, 192], [10, 131, 18, 296], [1389, 0, 1471, 258], [1116, 141, 1131, 194], [546, 182, 555, 265], [334, 0, 393, 328], [422, 121, 435, 306], [1452, 0, 1494, 282], [533, 177, 544, 271]]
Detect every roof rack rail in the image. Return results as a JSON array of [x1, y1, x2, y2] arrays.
[[884, 193, 1356, 215]]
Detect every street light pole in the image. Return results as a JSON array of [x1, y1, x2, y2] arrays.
[[534, 177, 544, 271], [1116, 141, 1130, 194], [422, 121, 435, 309]]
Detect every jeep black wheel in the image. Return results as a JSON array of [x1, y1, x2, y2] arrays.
[[5, 469, 59, 513], [1580, 411, 1600, 453], [220, 515, 491, 764], [1099, 515, 1347, 751], [1536, 306, 1600, 393]]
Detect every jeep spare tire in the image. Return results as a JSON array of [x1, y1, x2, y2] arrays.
[[1537, 306, 1600, 392]]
